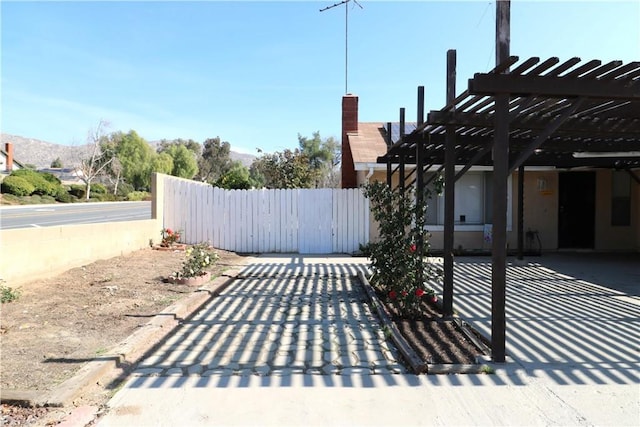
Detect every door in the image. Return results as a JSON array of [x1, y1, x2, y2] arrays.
[[298, 189, 333, 253], [558, 172, 596, 248]]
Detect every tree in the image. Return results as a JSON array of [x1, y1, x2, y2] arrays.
[[116, 130, 154, 191], [151, 152, 174, 176], [99, 131, 124, 195], [78, 120, 115, 200], [298, 131, 341, 188], [215, 162, 255, 189], [50, 158, 63, 168], [164, 144, 198, 179], [157, 138, 200, 156], [251, 148, 313, 189], [197, 137, 233, 183]]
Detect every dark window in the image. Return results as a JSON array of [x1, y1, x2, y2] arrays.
[[611, 171, 631, 226]]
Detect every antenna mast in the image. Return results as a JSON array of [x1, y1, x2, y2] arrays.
[[320, 0, 363, 94]]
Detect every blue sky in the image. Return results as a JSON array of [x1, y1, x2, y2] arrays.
[[1, 1, 638, 155]]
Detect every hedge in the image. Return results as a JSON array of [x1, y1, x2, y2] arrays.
[[1, 176, 35, 196], [10, 169, 59, 197]]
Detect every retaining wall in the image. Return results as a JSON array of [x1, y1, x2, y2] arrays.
[[0, 174, 165, 287]]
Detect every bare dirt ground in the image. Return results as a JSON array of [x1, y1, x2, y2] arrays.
[[0, 246, 249, 426]]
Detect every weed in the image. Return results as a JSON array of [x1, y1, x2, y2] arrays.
[[479, 364, 495, 374], [382, 325, 392, 339], [1, 283, 21, 303]]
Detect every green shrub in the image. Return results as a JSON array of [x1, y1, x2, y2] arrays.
[[23, 195, 44, 204], [101, 192, 117, 202], [41, 172, 61, 185], [126, 191, 150, 201], [40, 195, 56, 204], [91, 183, 108, 194], [362, 181, 440, 318], [55, 187, 74, 203], [116, 182, 135, 198], [10, 169, 59, 196], [69, 184, 86, 199], [1, 176, 35, 196]]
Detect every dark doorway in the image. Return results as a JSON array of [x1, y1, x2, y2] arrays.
[[558, 172, 596, 248]]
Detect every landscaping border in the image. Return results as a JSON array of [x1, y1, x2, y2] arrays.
[[357, 270, 493, 374]]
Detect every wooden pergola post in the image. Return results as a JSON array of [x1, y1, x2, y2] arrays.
[[443, 49, 456, 317], [491, 0, 510, 363]]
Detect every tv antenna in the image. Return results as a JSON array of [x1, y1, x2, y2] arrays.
[[320, 0, 363, 94]]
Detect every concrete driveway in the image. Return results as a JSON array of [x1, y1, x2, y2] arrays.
[[97, 253, 639, 426]]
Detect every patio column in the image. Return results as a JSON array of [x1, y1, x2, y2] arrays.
[[491, 0, 510, 363], [443, 49, 456, 317]]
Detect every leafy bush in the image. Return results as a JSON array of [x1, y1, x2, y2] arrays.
[[173, 243, 218, 279], [91, 183, 108, 194], [127, 191, 150, 201], [40, 172, 61, 185], [1, 175, 35, 196], [362, 181, 440, 318], [40, 195, 56, 204], [10, 169, 59, 196], [116, 182, 135, 198], [68, 184, 86, 199], [55, 187, 74, 203]]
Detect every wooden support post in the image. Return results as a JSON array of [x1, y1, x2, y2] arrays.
[[443, 49, 456, 317], [399, 108, 406, 195], [517, 165, 524, 260], [491, 0, 510, 364], [416, 86, 425, 286], [399, 154, 405, 195]]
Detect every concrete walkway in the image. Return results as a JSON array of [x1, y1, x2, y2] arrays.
[[97, 254, 639, 426]]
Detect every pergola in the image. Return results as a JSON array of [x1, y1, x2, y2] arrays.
[[377, 53, 640, 361]]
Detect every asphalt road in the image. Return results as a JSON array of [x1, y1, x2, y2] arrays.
[[0, 201, 151, 230]]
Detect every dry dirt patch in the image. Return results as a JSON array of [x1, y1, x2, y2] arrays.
[[0, 247, 248, 395]]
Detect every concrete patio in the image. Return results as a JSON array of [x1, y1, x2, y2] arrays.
[[96, 253, 639, 426]]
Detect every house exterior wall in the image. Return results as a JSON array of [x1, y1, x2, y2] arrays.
[[360, 167, 639, 253], [594, 170, 639, 251], [519, 171, 559, 250]]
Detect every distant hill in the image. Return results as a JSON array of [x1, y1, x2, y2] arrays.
[[0, 134, 255, 169]]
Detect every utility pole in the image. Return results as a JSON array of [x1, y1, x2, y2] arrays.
[[320, 0, 363, 94]]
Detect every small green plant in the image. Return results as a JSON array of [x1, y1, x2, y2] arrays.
[[174, 243, 219, 279], [1, 282, 21, 303], [382, 325, 392, 339], [479, 364, 495, 374]]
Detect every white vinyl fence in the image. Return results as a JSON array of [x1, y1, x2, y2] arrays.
[[163, 176, 369, 254]]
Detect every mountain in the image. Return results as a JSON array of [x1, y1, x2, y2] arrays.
[[0, 134, 255, 169]]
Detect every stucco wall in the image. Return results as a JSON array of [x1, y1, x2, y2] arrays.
[[0, 220, 160, 286], [0, 173, 166, 287], [594, 170, 639, 252], [519, 171, 559, 250], [359, 168, 638, 253]]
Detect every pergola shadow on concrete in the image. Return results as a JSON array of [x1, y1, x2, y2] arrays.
[[377, 53, 640, 361]]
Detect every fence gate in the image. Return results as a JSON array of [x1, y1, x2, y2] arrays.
[[298, 189, 333, 254], [162, 175, 369, 254]]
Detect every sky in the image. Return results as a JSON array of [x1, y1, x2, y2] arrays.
[[1, 1, 638, 155]]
